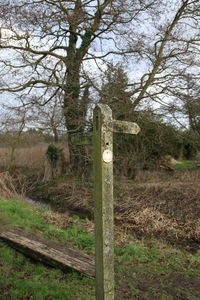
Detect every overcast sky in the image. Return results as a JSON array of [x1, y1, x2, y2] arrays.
[[0, 0, 199, 130]]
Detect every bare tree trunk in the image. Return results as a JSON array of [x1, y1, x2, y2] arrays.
[[63, 61, 88, 175], [9, 145, 16, 170]]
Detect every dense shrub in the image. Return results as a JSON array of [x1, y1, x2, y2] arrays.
[[113, 111, 199, 177]]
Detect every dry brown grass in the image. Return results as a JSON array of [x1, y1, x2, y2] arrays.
[[114, 169, 200, 242], [0, 172, 22, 200], [0, 142, 70, 199], [41, 210, 73, 229], [0, 143, 69, 174], [31, 169, 200, 245], [0, 143, 47, 168]]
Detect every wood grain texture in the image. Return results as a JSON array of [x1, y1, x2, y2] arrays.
[[0, 228, 95, 278], [93, 104, 115, 300]]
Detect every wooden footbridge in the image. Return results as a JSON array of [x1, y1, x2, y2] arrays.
[[0, 228, 95, 278]]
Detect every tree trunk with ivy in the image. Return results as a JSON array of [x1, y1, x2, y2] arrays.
[[63, 57, 89, 175]]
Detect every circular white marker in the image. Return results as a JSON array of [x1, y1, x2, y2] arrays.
[[102, 150, 113, 163]]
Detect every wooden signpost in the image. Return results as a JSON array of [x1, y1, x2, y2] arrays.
[[93, 104, 140, 300]]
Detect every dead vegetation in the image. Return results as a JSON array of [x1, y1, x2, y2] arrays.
[[0, 143, 69, 181], [0, 143, 47, 169], [116, 174, 199, 235], [29, 169, 200, 249], [0, 143, 200, 250], [0, 142, 69, 168], [114, 170, 200, 247], [0, 172, 22, 200]]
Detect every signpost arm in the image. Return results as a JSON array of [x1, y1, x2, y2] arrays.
[[93, 104, 114, 300]]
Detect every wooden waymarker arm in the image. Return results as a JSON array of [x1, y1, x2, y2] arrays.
[[112, 120, 140, 135]]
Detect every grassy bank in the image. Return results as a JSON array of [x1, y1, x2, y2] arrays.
[[0, 198, 200, 299], [174, 160, 200, 170], [0, 198, 95, 299]]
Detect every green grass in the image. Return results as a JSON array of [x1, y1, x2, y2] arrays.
[[0, 197, 200, 299], [115, 243, 200, 275], [0, 198, 95, 299], [0, 242, 94, 300], [115, 243, 200, 299], [0, 198, 94, 252], [174, 160, 200, 170]]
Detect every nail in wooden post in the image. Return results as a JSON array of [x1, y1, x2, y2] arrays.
[[93, 104, 114, 300]]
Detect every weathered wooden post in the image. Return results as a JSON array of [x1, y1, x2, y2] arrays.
[[93, 104, 114, 300], [93, 104, 140, 300]]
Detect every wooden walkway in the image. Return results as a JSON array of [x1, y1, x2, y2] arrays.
[[0, 228, 95, 278]]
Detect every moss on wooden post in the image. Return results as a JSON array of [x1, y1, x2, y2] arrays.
[[93, 104, 114, 300], [93, 104, 141, 300]]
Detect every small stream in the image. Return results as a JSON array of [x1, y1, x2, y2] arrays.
[[25, 197, 92, 219], [26, 198, 52, 211], [25, 198, 200, 253]]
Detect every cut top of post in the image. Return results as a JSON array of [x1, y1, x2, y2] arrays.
[[94, 105, 140, 135]]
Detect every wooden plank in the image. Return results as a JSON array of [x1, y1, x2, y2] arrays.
[[0, 228, 95, 278]]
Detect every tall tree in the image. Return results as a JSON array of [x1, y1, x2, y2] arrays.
[[1, 0, 200, 172], [127, 0, 200, 110], [85, 0, 200, 127], [0, 0, 155, 171]]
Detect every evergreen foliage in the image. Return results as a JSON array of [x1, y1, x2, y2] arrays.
[[46, 145, 63, 178], [100, 63, 133, 121], [46, 145, 62, 168]]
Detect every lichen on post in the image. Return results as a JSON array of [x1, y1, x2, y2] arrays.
[[93, 104, 141, 300], [93, 104, 114, 300]]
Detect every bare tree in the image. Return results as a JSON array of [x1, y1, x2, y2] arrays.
[[1, 0, 200, 172], [162, 73, 200, 135], [0, 0, 155, 171], [85, 0, 200, 126], [32, 96, 65, 143], [127, 0, 200, 111], [0, 102, 34, 169]]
